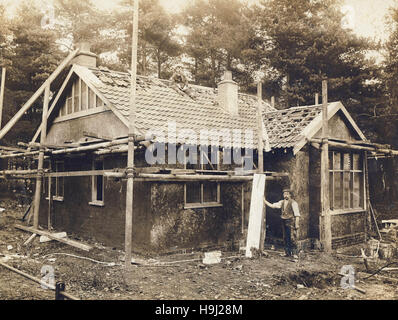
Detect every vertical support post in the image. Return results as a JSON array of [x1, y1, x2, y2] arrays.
[[257, 82, 266, 250], [33, 85, 50, 229], [48, 176, 52, 230], [364, 151, 370, 241], [315, 93, 319, 105], [257, 82, 264, 173], [320, 80, 332, 252], [125, 0, 139, 269], [0, 67, 6, 129], [271, 96, 275, 109]]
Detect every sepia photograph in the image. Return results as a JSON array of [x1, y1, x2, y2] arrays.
[[0, 0, 397, 307]]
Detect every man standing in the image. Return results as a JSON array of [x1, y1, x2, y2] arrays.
[[264, 189, 300, 258]]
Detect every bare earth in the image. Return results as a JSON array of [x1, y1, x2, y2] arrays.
[[0, 198, 397, 300]]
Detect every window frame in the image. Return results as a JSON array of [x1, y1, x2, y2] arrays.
[[329, 150, 365, 214], [184, 145, 222, 209], [48, 160, 64, 202], [89, 159, 105, 207], [57, 78, 106, 120]]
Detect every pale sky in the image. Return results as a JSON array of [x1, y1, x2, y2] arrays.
[[1, 0, 397, 42]]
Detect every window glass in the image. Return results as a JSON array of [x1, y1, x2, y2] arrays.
[[329, 151, 364, 210], [81, 81, 87, 110], [186, 182, 201, 203], [203, 182, 218, 202]]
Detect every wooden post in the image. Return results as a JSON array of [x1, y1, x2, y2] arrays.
[[257, 82, 266, 250], [320, 80, 332, 252], [48, 176, 53, 230], [315, 93, 319, 105], [125, 0, 139, 269], [271, 96, 275, 109], [33, 85, 50, 229], [257, 82, 264, 173], [0, 67, 6, 129]]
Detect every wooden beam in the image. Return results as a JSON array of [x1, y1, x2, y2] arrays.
[[0, 145, 28, 152], [0, 67, 6, 129], [15, 224, 92, 251], [0, 261, 79, 300], [320, 80, 332, 253], [0, 150, 41, 159], [257, 81, 264, 173], [311, 138, 398, 155], [246, 174, 266, 257], [51, 138, 128, 155], [125, 0, 139, 269], [0, 49, 79, 141], [33, 84, 50, 229]]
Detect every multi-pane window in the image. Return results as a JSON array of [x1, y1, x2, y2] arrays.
[[58, 78, 103, 117], [329, 151, 364, 211], [185, 146, 221, 207], [91, 160, 104, 205]]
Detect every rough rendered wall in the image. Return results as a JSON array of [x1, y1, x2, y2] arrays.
[[148, 183, 242, 252], [46, 111, 127, 144], [39, 149, 244, 253], [39, 155, 153, 250]]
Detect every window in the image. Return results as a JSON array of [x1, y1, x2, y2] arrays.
[[66, 90, 73, 114], [73, 79, 79, 112], [90, 160, 104, 206], [51, 161, 64, 201], [58, 78, 105, 118], [329, 151, 364, 211], [184, 146, 221, 208], [81, 81, 87, 111], [88, 87, 96, 109]]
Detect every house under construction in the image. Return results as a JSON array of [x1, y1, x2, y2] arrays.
[[1, 45, 397, 255]]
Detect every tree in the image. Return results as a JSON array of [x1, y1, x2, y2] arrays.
[[114, 0, 182, 77], [3, 1, 63, 143], [180, 0, 255, 87], [54, 0, 114, 53], [254, 0, 377, 110]]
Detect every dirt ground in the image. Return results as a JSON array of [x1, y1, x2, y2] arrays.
[[1, 198, 398, 300]]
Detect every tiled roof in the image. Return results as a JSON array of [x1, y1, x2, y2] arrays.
[[87, 67, 276, 149], [82, 66, 326, 150], [263, 105, 323, 149]]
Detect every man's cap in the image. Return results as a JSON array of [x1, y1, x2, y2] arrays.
[[283, 188, 292, 193]]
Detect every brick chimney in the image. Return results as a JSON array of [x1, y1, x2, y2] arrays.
[[72, 42, 97, 68], [217, 71, 238, 116]]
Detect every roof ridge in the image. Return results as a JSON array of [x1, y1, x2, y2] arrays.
[[90, 66, 274, 104]]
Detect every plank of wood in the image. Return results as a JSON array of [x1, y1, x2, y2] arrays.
[[0, 261, 80, 300], [245, 174, 266, 258], [15, 225, 92, 251], [23, 233, 37, 246]]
